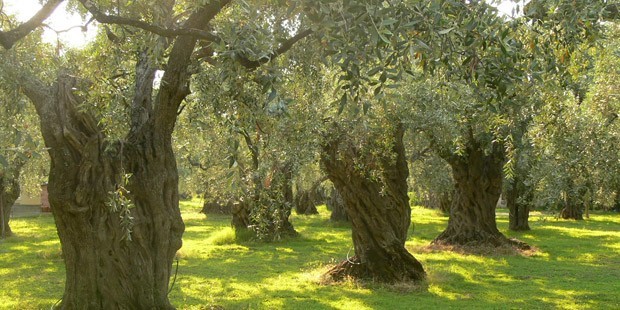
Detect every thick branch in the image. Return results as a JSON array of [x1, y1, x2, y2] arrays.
[[77, 0, 222, 42], [150, 0, 232, 138], [0, 0, 64, 49]]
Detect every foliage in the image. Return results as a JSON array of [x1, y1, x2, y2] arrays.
[[1, 203, 619, 309], [0, 83, 47, 199], [104, 172, 135, 241]]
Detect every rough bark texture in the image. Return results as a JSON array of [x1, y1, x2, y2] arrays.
[[1, 167, 22, 238], [9, 2, 226, 304], [321, 125, 425, 283], [506, 175, 531, 231], [24, 75, 183, 309], [327, 189, 348, 222], [434, 140, 525, 248]]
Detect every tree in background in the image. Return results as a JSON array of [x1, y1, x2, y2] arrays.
[[0, 37, 47, 239]]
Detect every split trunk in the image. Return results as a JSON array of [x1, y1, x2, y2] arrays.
[[23, 75, 184, 309]]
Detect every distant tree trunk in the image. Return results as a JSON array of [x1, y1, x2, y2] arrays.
[[233, 162, 297, 240], [427, 190, 453, 213], [506, 175, 531, 231], [295, 177, 327, 215], [613, 189, 620, 212], [274, 161, 296, 236], [434, 139, 526, 248], [231, 199, 251, 228], [321, 124, 425, 283], [327, 189, 348, 222], [1, 166, 22, 238], [231, 129, 260, 232], [560, 203, 584, 220], [295, 190, 319, 215], [560, 181, 584, 220], [201, 199, 232, 215]]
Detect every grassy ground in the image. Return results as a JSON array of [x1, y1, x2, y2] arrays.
[[0, 202, 618, 309]]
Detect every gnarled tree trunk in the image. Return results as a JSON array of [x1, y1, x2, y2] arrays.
[[321, 124, 425, 283], [21, 72, 185, 309], [434, 140, 525, 248], [10, 2, 225, 303]]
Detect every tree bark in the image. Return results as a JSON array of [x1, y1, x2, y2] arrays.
[[8, 2, 225, 304], [19, 74, 183, 309], [506, 175, 531, 231], [433, 139, 526, 248], [321, 124, 425, 283]]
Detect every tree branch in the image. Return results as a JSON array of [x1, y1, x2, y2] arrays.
[[77, 0, 222, 42], [0, 0, 65, 49], [148, 0, 232, 138]]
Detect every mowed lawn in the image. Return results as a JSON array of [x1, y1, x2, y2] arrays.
[[1, 202, 619, 309]]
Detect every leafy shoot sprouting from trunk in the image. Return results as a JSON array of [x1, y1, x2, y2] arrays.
[[105, 171, 135, 241]]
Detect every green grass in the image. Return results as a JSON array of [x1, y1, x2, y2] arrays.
[[1, 201, 619, 309]]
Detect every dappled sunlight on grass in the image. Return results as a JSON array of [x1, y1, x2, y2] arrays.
[[1, 203, 619, 309], [428, 284, 473, 301]]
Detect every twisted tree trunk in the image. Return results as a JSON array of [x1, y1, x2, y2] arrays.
[[321, 124, 425, 283], [20, 72, 184, 309], [434, 139, 526, 248], [9, 3, 225, 304]]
